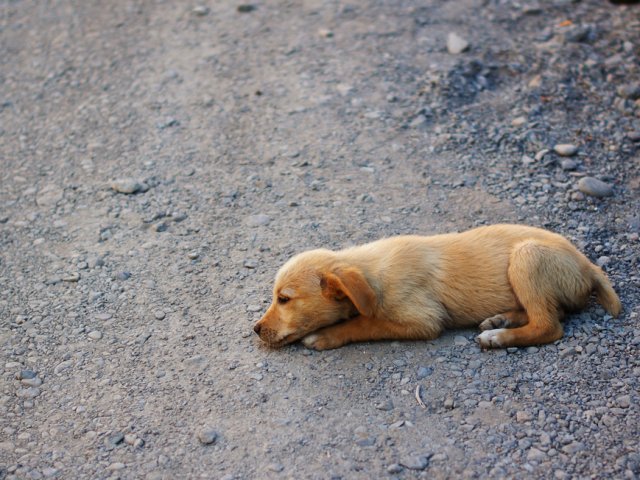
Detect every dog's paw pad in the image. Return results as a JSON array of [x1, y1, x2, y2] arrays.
[[479, 314, 507, 331], [477, 328, 507, 349]]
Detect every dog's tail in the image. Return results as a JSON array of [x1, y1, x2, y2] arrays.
[[591, 265, 622, 317]]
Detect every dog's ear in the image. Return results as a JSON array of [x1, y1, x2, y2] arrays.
[[320, 267, 376, 317]]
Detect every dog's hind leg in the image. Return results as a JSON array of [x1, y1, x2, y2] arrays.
[[477, 239, 591, 348]]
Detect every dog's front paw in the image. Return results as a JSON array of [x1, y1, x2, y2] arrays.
[[479, 314, 508, 331], [477, 328, 507, 349], [302, 332, 342, 350]]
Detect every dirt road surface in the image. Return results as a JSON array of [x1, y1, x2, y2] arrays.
[[1, 1, 639, 478]]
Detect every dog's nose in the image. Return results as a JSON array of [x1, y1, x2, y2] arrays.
[[253, 323, 262, 335]]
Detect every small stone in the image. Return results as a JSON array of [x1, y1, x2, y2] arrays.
[[198, 429, 218, 445], [88, 331, 102, 340], [267, 463, 284, 473], [617, 84, 640, 100], [154, 310, 166, 320], [246, 214, 271, 227], [192, 6, 210, 16], [553, 144, 578, 156], [387, 464, 403, 474], [401, 455, 430, 471], [111, 179, 143, 194], [124, 434, 137, 445], [596, 256, 611, 267], [116, 271, 131, 281], [107, 462, 126, 471], [244, 259, 258, 269], [318, 28, 333, 38], [511, 116, 527, 127], [187, 251, 199, 260], [562, 441, 585, 454], [447, 32, 470, 54], [21, 377, 42, 387], [237, 4, 255, 13], [19, 370, 37, 380], [417, 366, 433, 379], [560, 159, 578, 171], [627, 131, 640, 142], [62, 272, 80, 282], [527, 447, 546, 462], [444, 398, 454, 409], [535, 149, 550, 161], [617, 394, 631, 408], [516, 411, 533, 422], [454, 335, 469, 346], [247, 304, 262, 313], [16, 387, 40, 398], [108, 433, 125, 447], [577, 177, 613, 198]]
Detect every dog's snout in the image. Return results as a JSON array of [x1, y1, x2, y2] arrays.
[[253, 323, 262, 335]]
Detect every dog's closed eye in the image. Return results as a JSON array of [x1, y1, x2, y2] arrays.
[[277, 295, 290, 304]]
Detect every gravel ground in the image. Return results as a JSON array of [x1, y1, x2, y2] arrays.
[[1, 0, 639, 479]]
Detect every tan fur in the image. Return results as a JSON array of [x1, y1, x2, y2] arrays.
[[253, 224, 621, 350]]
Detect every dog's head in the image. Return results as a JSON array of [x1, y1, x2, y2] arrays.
[[253, 249, 377, 347]]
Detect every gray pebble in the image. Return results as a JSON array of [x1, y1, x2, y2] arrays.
[[553, 144, 578, 156], [187, 251, 199, 260], [447, 32, 469, 54], [401, 455, 430, 471], [454, 335, 469, 346], [577, 177, 613, 198], [267, 463, 284, 473], [527, 447, 546, 462], [617, 394, 631, 408], [154, 310, 166, 320], [21, 377, 42, 387], [247, 304, 262, 312], [596, 256, 611, 267], [246, 214, 271, 227], [111, 179, 143, 194], [417, 366, 433, 379], [197, 428, 218, 445], [36, 184, 64, 207], [116, 271, 131, 281], [19, 369, 37, 380], [562, 441, 585, 454], [387, 464, 403, 474], [516, 411, 533, 422], [88, 330, 103, 340], [244, 259, 258, 269], [192, 6, 210, 16], [560, 159, 578, 171]]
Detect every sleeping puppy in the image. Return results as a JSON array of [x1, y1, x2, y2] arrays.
[[253, 224, 621, 350]]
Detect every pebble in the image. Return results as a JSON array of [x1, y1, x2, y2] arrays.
[[107, 462, 126, 471], [577, 177, 613, 198], [88, 330, 103, 340], [401, 455, 430, 471], [17, 387, 41, 398], [444, 398, 455, 409], [516, 411, 533, 422], [447, 32, 470, 54], [244, 259, 258, 269], [267, 463, 284, 472], [237, 4, 256, 13], [553, 144, 578, 156], [318, 28, 333, 38], [527, 447, 546, 462], [192, 6, 210, 16], [562, 441, 585, 454], [617, 84, 640, 100], [111, 179, 144, 194], [108, 433, 125, 447], [246, 214, 271, 227], [62, 272, 80, 282], [387, 464, 403, 474], [19, 369, 37, 380], [454, 335, 469, 346], [21, 377, 42, 387], [560, 159, 578, 171], [617, 394, 631, 408], [187, 251, 199, 260], [247, 304, 262, 312], [596, 256, 611, 267], [116, 271, 131, 281], [154, 310, 166, 320], [197, 428, 218, 445], [417, 366, 433, 379], [627, 131, 640, 142]]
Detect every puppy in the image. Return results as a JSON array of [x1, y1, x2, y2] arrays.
[[253, 224, 621, 350]]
